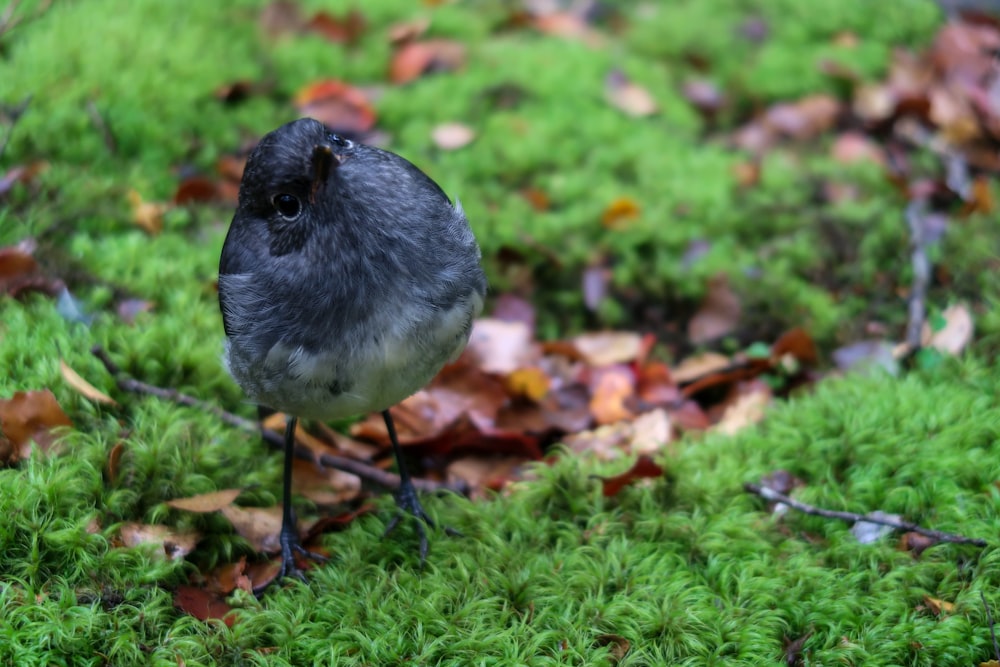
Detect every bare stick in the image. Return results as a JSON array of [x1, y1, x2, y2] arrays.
[[983, 591, 1000, 663], [86, 100, 118, 155], [744, 482, 987, 547], [90, 345, 462, 495], [904, 199, 931, 353]]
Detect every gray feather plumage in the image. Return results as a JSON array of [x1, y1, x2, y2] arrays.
[[219, 118, 486, 421]]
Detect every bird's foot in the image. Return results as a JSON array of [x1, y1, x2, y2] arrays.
[[277, 523, 328, 582], [383, 479, 462, 564]]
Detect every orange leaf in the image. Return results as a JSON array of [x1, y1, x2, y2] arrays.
[[293, 80, 376, 134], [589, 366, 635, 425], [601, 197, 640, 228], [174, 585, 236, 627], [505, 367, 550, 402]]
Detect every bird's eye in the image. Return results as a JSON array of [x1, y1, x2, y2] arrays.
[[272, 193, 301, 219], [329, 134, 352, 149]]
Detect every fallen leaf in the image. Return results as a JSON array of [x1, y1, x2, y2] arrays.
[[166, 489, 243, 513], [922, 304, 973, 356], [389, 39, 466, 84], [219, 505, 284, 554], [589, 365, 636, 425], [118, 523, 200, 560], [128, 190, 168, 235], [205, 557, 253, 595], [0, 389, 73, 461], [670, 352, 731, 384], [899, 531, 938, 557], [573, 331, 643, 366], [594, 633, 631, 662], [465, 318, 539, 374], [174, 585, 235, 627], [771, 328, 819, 367], [595, 455, 664, 497], [173, 176, 219, 205], [682, 79, 725, 119], [387, 17, 430, 45], [446, 456, 523, 497], [105, 441, 125, 484], [713, 384, 771, 436], [764, 94, 841, 140], [505, 367, 550, 402], [605, 70, 658, 117], [922, 596, 955, 616], [0, 243, 63, 299], [293, 80, 377, 135], [628, 409, 672, 455], [59, 360, 117, 406], [431, 122, 476, 150], [688, 274, 742, 344], [259, 0, 303, 37], [291, 457, 361, 506], [601, 196, 641, 228], [831, 131, 885, 165], [306, 9, 366, 44], [851, 511, 900, 544]]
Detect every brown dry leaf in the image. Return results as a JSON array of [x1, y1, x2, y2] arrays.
[[293, 80, 377, 135], [682, 79, 725, 118], [0, 389, 73, 461], [731, 160, 761, 189], [505, 367, 550, 402], [922, 304, 973, 355], [431, 122, 476, 150], [0, 244, 38, 287], [532, 11, 603, 46], [629, 409, 672, 455], [206, 557, 253, 596], [519, 186, 550, 212], [771, 327, 819, 367], [446, 456, 523, 497], [589, 366, 635, 425], [688, 274, 742, 344], [306, 9, 366, 44], [573, 331, 643, 367], [174, 585, 236, 627], [670, 352, 731, 384], [465, 318, 539, 374], [260, 0, 303, 37], [831, 131, 885, 165], [128, 190, 168, 235], [595, 455, 664, 497], [389, 39, 466, 84], [899, 531, 938, 557], [119, 522, 200, 560], [219, 505, 283, 554], [605, 70, 658, 117], [713, 384, 771, 436], [105, 441, 125, 484], [166, 489, 243, 513], [637, 362, 680, 407], [922, 596, 955, 616], [764, 94, 841, 141], [601, 197, 641, 228], [291, 458, 361, 506], [59, 359, 117, 406], [594, 633, 630, 662]]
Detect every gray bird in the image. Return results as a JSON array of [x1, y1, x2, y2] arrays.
[[219, 117, 486, 581]]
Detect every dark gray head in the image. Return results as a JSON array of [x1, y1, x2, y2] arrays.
[[232, 117, 453, 259]]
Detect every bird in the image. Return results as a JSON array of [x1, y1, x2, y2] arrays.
[[218, 117, 486, 581]]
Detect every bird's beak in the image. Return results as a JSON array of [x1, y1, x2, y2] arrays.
[[309, 144, 337, 204]]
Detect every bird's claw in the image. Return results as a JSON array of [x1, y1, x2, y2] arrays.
[[383, 481, 462, 564]]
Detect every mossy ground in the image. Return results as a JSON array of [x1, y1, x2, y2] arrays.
[[2, 0, 1000, 665]]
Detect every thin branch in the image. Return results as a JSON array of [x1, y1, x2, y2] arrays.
[[90, 345, 463, 495], [744, 482, 987, 547], [86, 100, 118, 155], [904, 199, 931, 353], [983, 591, 1000, 663], [0, 95, 31, 164]]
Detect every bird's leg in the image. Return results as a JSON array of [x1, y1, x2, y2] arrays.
[[381, 409, 461, 562], [277, 415, 327, 582]]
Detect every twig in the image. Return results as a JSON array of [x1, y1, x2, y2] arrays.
[[90, 345, 462, 495], [983, 591, 1000, 663], [86, 101, 118, 155], [903, 199, 931, 353], [744, 482, 987, 547], [0, 95, 31, 164]]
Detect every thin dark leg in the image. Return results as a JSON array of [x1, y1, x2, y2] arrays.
[[381, 409, 461, 562], [276, 415, 327, 583]]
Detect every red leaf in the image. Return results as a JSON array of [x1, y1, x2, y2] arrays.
[[389, 40, 466, 84], [596, 455, 664, 497]]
